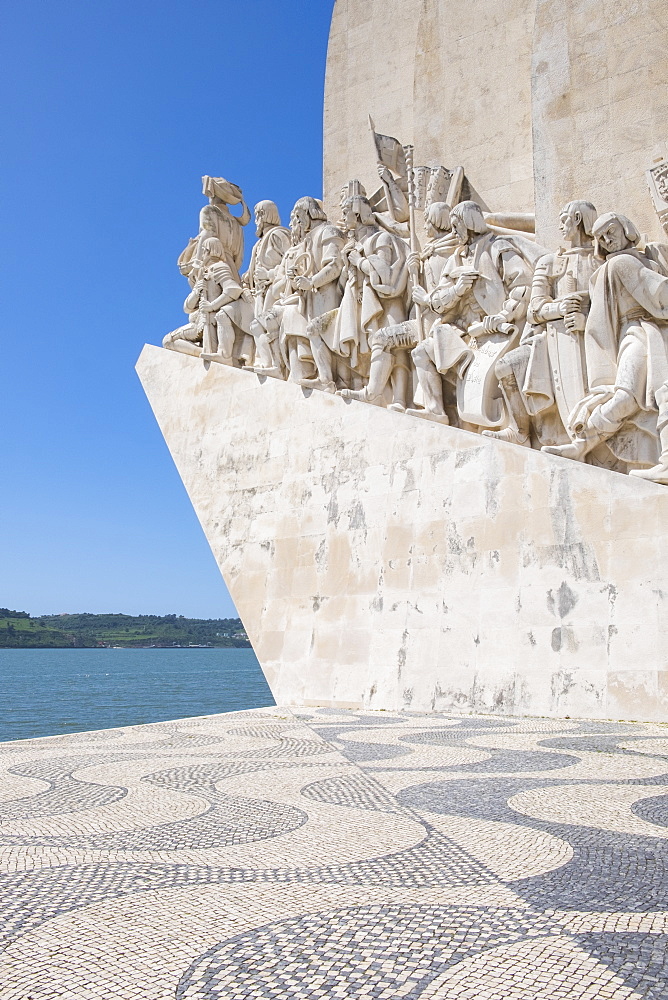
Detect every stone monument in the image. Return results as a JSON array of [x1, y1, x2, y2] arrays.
[[137, 0, 668, 722]]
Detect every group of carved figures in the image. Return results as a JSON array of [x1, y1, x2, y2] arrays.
[[163, 147, 668, 486]]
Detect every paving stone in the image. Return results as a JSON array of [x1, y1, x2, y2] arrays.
[[0, 708, 666, 997]]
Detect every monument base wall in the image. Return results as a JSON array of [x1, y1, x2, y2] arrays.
[[137, 345, 668, 722]]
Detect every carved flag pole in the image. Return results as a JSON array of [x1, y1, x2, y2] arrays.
[[404, 144, 425, 342]]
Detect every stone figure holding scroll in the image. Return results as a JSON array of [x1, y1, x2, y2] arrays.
[[339, 201, 457, 409], [271, 197, 344, 383], [244, 200, 291, 376], [409, 201, 540, 427], [543, 212, 668, 475], [483, 201, 600, 448]]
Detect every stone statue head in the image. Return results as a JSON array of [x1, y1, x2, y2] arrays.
[[200, 237, 224, 263], [339, 179, 367, 211], [342, 195, 375, 232], [200, 204, 220, 234], [425, 201, 451, 238], [449, 201, 488, 243], [592, 212, 641, 256], [254, 200, 281, 237], [290, 197, 327, 241], [559, 200, 597, 243]]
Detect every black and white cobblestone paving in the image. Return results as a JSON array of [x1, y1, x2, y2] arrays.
[[0, 707, 667, 997]]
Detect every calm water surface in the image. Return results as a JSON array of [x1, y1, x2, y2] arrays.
[[0, 648, 275, 743]]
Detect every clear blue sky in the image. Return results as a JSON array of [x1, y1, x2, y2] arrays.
[[0, 0, 335, 618]]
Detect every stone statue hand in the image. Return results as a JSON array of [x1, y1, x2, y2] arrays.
[[559, 293, 583, 316], [255, 265, 269, 284], [407, 251, 421, 272], [293, 275, 313, 292], [199, 299, 214, 313], [377, 164, 392, 184], [454, 271, 477, 297], [348, 249, 363, 268], [412, 286, 429, 306], [482, 313, 504, 333], [564, 310, 586, 332]]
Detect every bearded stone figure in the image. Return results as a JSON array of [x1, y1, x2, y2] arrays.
[[271, 197, 345, 384], [244, 200, 291, 376]]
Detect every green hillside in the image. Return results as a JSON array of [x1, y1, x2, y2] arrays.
[[0, 609, 250, 649]]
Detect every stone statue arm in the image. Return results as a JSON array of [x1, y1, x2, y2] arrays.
[[238, 199, 252, 228], [497, 248, 533, 324], [374, 214, 410, 239], [311, 234, 344, 290], [365, 237, 409, 297], [270, 256, 291, 300], [528, 254, 589, 327], [617, 255, 668, 318], [206, 285, 243, 309], [183, 284, 202, 314], [377, 166, 410, 224], [428, 261, 475, 315], [263, 229, 291, 278], [200, 264, 243, 311], [528, 256, 560, 323]]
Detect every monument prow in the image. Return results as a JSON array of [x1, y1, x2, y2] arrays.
[[137, 345, 668, 722], [139, 1, 668, 723]]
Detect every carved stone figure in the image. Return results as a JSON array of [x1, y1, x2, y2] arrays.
[[164, 237, 238, 359], [309, 194, 409, 393], [339, 201, 457, 408], [178, 176, 251, 285], [543, 213, 668, 472], [244, 200, 291, 375], [483, 201, 600, 447], [272, 197, 344, 383], [409, 201, 540, 427]]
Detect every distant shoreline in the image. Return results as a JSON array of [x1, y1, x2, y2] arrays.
[[0, 644, 252, 650], [0, 610, 250, 650]]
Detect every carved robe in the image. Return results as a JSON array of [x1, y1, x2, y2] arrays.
[[245, 225, 291, 319], [333, 227, 409, 369], [275, 222, 344, 367], [425, 233, 537, 374], [574, 248, 668, 465]]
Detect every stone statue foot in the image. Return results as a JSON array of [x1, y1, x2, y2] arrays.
[[542, 439, 588, 461], [201, 353, 234, 366], [482, 427, 530, 447], [406, 408, 449, 425], [388, 402, 406, 412], [252, 365, 283, 379], [629, 459, 668, 485], [298, 377, 337, 394], [338, 388, 367, 401]]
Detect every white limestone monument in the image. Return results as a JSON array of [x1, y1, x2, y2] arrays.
[[137, 0, 668, 722]]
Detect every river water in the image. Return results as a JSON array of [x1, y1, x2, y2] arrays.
[[0, 648, 275, 743]]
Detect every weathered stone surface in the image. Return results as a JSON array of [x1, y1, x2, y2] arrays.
[[324, 0, 668, 244], [137, 345, 668, 721], [324, 0, 534, 220], [532, 0, 668, 246]]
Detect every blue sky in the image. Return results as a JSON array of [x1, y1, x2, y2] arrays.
[[0, 0, 335, 618]]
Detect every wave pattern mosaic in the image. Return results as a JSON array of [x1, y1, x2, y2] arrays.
[[0, 708, 667, 997]]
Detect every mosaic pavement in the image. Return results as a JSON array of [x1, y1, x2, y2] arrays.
[[1, 709, 668, 997]]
